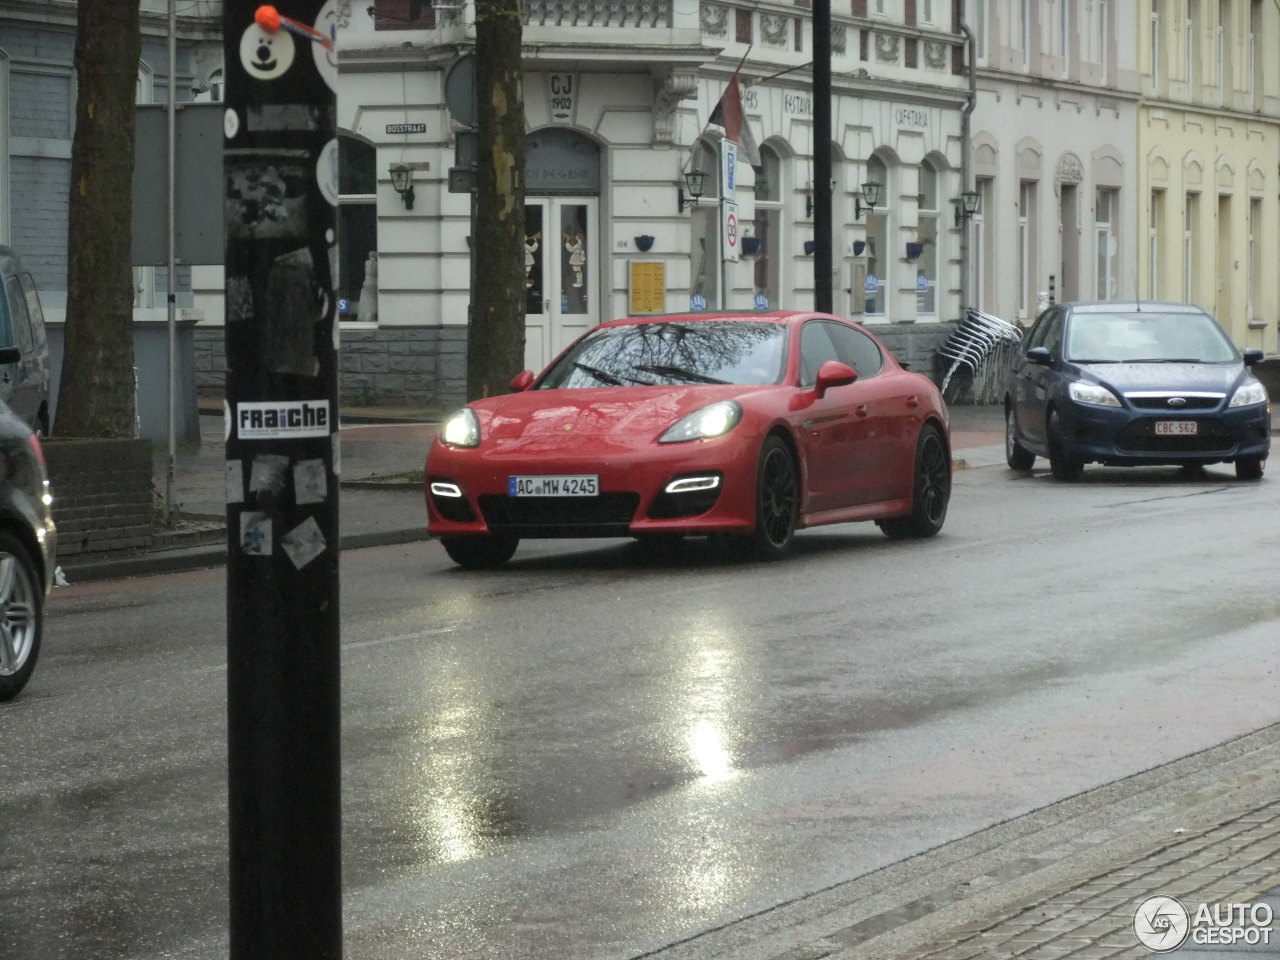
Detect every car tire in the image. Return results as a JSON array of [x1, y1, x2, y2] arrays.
[[1235, 457, 1265, 481], [1005, 405, 1035, 470], [0, 531, 44, 702], [440, 534, 519, 570], [1047, 410, 1084, 482], [748, 436, 798, 560], [878, 423, 951, 540]]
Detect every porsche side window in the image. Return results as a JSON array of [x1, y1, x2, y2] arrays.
[[799, 322, 840, 388], [825, 323, 883, 378]]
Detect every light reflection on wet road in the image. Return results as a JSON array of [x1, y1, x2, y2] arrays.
[[4, 464, 1280, 959]]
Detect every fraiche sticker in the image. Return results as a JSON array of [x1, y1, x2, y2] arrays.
[[237, 400, 331, 439]]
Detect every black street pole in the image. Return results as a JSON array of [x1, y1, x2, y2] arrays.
[[813, 0, 833, 313], [223, 3, 342, 958]]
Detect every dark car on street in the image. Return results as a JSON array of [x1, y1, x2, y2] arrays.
[[0, 396, 56, 700], [1004, 301, 1271, 481], [0, 245, 52, 435]]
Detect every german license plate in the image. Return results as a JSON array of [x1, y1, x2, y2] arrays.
[[1154, 421, 1198, 436], [508, 475, 599, 497]]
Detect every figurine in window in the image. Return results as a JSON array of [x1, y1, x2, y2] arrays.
[[525, 232, 540, 287], [564, 232, 586, 287]]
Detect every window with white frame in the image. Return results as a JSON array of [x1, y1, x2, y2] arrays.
[[973, 0, 987, 63], [1250, 0, 1262, 104], [1217, 0, 1228, 92], [690, 139, 721, 309], [863, 156, 889, 317], [1186, 0, 1198, 86], [1018, 181, 1036, 318], [973, 176, 993, 312], [1150, 1, 1161, 87], [1149, 188, 1165, 298], [916, 162, 938, 316], [1183, 193, 1198, 304], [921, 0, 934, 25], [751, 146, 783, 312], [338, 135, 378, 322], [1094, 187, 1118, 299], [1096, 0, 1108, 84], [1020, 0, 1031, 67], [1249, 197, 1261, 319], [1060, 0, 1071, 74]]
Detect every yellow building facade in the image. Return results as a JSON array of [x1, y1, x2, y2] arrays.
[[1137, 0, 1280, 351]]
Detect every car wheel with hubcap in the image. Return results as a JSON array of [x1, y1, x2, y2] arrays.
[[1005, 405, 1035, 470], [878, 423, 951, 540], [0, 532, 43, 702], [440, 534, 519, 570], [748, 436, 798, 560], [1048, 410, 1084, 482], [1235, 457, 1265, 481]]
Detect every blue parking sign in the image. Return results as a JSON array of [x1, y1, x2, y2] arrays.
[[754, 293, 769, 311], [690, 294, 708, 312]]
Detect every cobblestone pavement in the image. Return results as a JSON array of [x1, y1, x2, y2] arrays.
[[648, 726, 1280, 960]]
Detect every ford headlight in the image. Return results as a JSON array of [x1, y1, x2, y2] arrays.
[[659, 400, 743, 443], [1228, 380, 1269, 408], [440, 407, 481, 448], [1068, 381, 1121, 407]]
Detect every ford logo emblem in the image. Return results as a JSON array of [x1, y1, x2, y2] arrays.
[[1167, 397, 1187, 407]]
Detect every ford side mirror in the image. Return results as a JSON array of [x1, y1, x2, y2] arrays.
[[815, 360, 857, 398], [1242, 348, 1264, 367], [1026, 346, 1052, 366], [509, 370, 535, 392]]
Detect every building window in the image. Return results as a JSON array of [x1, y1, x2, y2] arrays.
[[1184, 193, 1198, 304], [338, 136, 378, 322], [1217, 0, 1228, 92], [1095, 187, 1118, 299], [1150, 1, 1161, 86], [1018, 181, 1036, 319], [863, 155, 889, 317], [1096, 0, 1108, 84], [690, 139, 721, 309], [916, 162, 938, 316], [1149, 189, 1165, 298], [1249, 197, 1261, 319], [1060, 0, 1071, 75], [1186, 1, 1197, 86], [1020, 0, 1031, 67], [973, 176, 993, 312], [752, 146, 783, 312], [1250, 0, 1262, 105]]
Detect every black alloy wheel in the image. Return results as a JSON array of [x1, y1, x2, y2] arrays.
[[1047, 410, 1084, 482], [1005, 404, 1035, 470], [749, 436, 798, 560], [0, 532, 43, 701], [440, 534, 519, 570], [878, 424, 950, 540]]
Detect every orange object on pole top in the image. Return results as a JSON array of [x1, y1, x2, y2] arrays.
[[255, 5, 282, 31]]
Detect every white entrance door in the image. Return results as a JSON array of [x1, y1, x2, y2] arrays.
[[524, 198, 599, 373]]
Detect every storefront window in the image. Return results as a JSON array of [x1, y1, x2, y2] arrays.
[[689, 139, 720, 310], [863, 156, 889, 317], [916, 161, 938, 316], [750, 146, 783, 311]]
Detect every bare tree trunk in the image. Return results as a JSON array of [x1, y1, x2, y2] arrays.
[[469, 0, 526, 401], [55, 0, 141, 438]]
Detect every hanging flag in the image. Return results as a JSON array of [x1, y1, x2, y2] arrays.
[[709, 73, 761, 167]]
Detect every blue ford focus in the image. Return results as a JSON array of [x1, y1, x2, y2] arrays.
[[1004, 301, 1271, 481]]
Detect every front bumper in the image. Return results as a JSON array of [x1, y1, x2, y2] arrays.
[[425, 432, 763, 538], [1059, 401, 1271, 466]]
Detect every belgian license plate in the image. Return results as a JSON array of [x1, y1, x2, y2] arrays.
[[508, 475, 599, 497], [1155, 420, 1198, 436]]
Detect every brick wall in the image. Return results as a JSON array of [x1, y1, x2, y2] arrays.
[[43, 438, 154, 556]]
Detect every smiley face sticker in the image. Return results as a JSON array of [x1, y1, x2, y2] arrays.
[[239, 19, 296, 80]]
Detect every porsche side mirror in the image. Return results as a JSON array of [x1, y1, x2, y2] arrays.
[[1026, 346, 1052, 366], [815, 360, 857, 398], [509, 370, 536, 392], [1242, 348, 1264, 367]]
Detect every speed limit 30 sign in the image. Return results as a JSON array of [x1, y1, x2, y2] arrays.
[[722, 200, 739, 263]]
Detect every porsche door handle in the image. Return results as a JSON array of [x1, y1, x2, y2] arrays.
[[854, 404, 869, 419], [905, 395, 920, 409]]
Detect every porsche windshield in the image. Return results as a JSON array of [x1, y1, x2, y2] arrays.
[[537, 321, 789, 389]]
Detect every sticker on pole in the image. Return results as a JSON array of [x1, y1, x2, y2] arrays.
[[237, 400, 332, 439]]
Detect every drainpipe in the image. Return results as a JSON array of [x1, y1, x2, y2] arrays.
[[959, 11, 976, 317]]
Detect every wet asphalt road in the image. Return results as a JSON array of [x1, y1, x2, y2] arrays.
[[4, 462, 1280, 960]]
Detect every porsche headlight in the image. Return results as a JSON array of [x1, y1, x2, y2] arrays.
[[659, 400, 743, 443], [1228, 380, 1269, 408], [1068, 380, 1121, 407], [440, 407, 481, 448]]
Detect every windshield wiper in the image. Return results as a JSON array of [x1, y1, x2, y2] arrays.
[[572, 362, 626, 386], [1071, 358, 1119, 364], [634, 364, 731, 385], [1122, 358, 1205, 364]]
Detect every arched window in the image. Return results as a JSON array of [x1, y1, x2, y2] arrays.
[[339, 135, 378, 322], [863, 155, 889, 317], [751, 144, 784, 311], [916, 160, 939, 316]]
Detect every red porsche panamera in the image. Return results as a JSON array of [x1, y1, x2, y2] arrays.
[[425, 311, 951, 568]]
